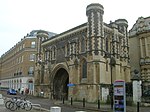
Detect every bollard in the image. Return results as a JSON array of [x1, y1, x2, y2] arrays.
[[137, 102, 139, 112], [83, 98, 85, 107], [98, 99, 100, 109], [71, 97, 73, 105], [50, 106, 61, 112], [0, 94, 4, 105], [62, 97, 64, 104]]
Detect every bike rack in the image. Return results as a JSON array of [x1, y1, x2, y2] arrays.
[[32, 103, 41, 111]]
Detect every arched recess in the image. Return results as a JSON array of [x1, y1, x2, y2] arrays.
[[80, 56, 87, 79], [53, 68, 69, 100]]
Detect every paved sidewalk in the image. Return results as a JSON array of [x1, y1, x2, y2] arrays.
[[0, 95, 49, 112], [1, 89, 150, 112], [54, 100, 150, 112], [0, 104, 48, 112], [1, 100, 150, 112]]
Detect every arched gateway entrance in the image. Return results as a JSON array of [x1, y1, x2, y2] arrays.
[[53, 68, 69, 100]]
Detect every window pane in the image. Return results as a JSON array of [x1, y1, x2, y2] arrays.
[[31, 41, 36, 48], [29, 54, 35, 61], [82, 60, 87, 78], [28, 67, 34, 75]]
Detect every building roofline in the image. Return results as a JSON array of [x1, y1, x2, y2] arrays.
[[42, 23, 88, 46], [43, 23, 87, 43]]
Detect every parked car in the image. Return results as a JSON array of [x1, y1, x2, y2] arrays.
[[7, 89, 17, 95]]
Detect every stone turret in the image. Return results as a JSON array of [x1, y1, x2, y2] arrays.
[[115, 19, 128, 36], [86, 3, 104, 56], [115, 19, 129, 62], [36, 30, 49, 63]]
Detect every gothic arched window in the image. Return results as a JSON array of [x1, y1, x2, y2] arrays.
[[65, 41, 70, 57], [81, 37, 85, 53], [82, 60, 87, 78], [51, 46, 56, 60]]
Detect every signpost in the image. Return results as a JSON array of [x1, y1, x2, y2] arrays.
[[114, 80, 126, 112], [67, 83, 75, 105]]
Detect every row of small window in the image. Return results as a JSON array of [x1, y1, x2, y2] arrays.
[[14, 72, 22, 76], [13, 41, 36, 55], [13, 71, 34, 77], [43, 39, 87, 61], [14, 44, 25, 54], [140, 58, 150, 65], [13, 67, 34, 77], [11, 54, 36, 65]]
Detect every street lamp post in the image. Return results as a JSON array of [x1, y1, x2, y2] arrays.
[[110, 56, 116, 110], [104, 52, 116, 110]]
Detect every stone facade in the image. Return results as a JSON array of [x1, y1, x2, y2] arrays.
[[34, 3, 130, 102], [129, 17, 150, 90]]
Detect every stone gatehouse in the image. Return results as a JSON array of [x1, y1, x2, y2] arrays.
[[34, 3, 131, 102]]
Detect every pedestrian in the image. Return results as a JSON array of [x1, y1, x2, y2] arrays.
[[25, 88, 29, 94], [18, 88, 20, 93], [21, 87, 24, 95]]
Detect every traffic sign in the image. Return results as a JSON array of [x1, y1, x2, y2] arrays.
[[67, 83, 75, 87]]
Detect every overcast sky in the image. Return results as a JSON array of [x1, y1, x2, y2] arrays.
[[0, 0, 149, 56]]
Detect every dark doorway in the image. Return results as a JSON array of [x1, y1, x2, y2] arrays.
[[53, 68, 69, 100]]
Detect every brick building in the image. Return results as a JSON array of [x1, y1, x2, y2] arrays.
[[0, 30, 55, 94]]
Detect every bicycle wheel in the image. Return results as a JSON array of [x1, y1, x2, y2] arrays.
[[19, 101, 25, 109], [9, 102, 17, 111], [5, 100, 12, 109], [16, 100, 22, 108], [24, 102, 32, 111]]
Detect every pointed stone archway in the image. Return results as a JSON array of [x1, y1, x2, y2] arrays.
[[53, 68, 69, 100]]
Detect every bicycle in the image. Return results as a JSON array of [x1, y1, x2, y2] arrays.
[[5, 97, 18, 111], [5, 96, 32, 111], [19, 97, 32, 111]]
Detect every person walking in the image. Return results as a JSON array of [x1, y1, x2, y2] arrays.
[[21, 87, 24, 95]]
